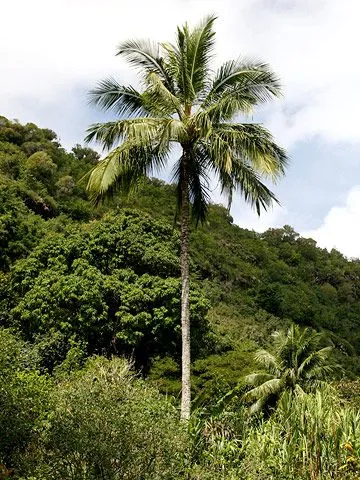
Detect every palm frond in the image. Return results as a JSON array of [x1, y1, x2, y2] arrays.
[[275, 325, 297, 368], [155, 118, 186, 151], [205, 129, 233, 174], [172, 146, 210, 224], [143, 72, 182, 116], [188, 147, 211, 223], [245, 372, 276, 386], [248, 397, 267, 415], [185, 15, 216, 98], [226, 186, 233, 212], [85, 118, 169, 150], [86, 140, 170, 203], [298, 347, 334, 378], [201, 137, 279, 216], [203, 58, 281, 107], [305, 363, 340, 382], [253, 349, 282, 375], [243, 378, 282, 402], [295, 329, 324, 366], [222, 160, 279, 215], [86, 145, 125, 201], [117, 39, 175, 92], [161, 41, 180, 90], [88, 79, 149, 117], [198, 90, 256, 123], [174, 25, 192, 104], [214, 123, 288, 180]]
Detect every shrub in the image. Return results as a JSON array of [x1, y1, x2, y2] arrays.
[[0, 329, 50, 468], [40, 357, 187, 480]]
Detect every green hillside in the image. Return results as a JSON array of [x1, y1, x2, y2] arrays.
[[1, 116, 360, 402]]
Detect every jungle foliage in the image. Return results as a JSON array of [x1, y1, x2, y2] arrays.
[[1, 330, 359, 480], [1, 117, 360, 478], [1, 117, 360, 388]]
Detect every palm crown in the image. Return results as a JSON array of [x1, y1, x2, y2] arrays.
[[244, 325, 337, 414], [86, 15, 287, 219]]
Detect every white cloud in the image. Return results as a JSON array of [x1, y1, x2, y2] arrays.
[[303, 186, 360, 259], [0, 0, 252, 146], [1, 0, 360, 149]]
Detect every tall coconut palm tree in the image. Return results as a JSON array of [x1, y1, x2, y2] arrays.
[[85, 15, 287, 420], [243, 325, 338, 414]]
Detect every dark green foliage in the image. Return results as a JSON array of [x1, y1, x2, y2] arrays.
[[0, 117, 99, 267], [0, 329, 50, 467], [6, 212, 210, 373], [38, 357, 186, 480], [0, 175, 44, 270], [1, 117, 360, 396], [25, 152, 57, 190]]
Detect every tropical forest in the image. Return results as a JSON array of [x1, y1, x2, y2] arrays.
[[1, 16, 360, 480]]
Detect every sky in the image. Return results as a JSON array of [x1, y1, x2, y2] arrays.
[[1, 0, 360, 257]]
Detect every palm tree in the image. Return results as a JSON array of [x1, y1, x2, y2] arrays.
[[85, 15, 287, 420], [243, 325, 338, 414]]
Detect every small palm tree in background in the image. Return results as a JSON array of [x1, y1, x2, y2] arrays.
[[85, 15, 287, 420], [243, 324, 338, 414]]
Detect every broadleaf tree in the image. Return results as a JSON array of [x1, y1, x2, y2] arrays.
[[85, 15, 287, 420]]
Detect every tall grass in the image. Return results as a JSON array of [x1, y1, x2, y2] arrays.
[[189, 387, 360, 479]]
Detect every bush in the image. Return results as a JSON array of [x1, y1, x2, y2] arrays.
[[39, 357, 187, 480], [0, 329, 50, 468]]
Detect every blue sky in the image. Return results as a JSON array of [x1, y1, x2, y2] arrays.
[[1, 0, 360, 257]]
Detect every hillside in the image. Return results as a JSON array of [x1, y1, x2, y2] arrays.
[[1, 117, 360, 401]]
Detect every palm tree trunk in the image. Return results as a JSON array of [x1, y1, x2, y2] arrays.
[[180, 156, 191, 421]]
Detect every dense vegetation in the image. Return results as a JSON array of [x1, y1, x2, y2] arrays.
[[1, 117, 360, 478]]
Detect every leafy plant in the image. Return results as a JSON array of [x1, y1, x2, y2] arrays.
[[240, 388, 360, 479], [243, 324, 338, 413], [0, 329, 50, 469], [41, 357, 187, 480], [7, 211, 211, 373]]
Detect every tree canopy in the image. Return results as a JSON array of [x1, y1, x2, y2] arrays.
[[1, 116, 360, 393]]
